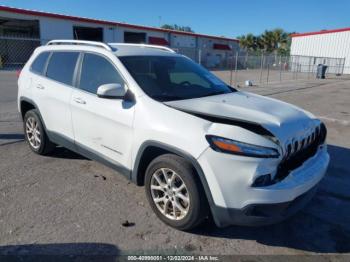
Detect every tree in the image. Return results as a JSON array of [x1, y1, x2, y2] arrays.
[[237, 29, 291, 55], [161, 24, 194, 33], [260, 30, 275, 52], [237, 33, 258, 51]]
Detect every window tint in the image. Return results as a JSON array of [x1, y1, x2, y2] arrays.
[[79, 53, 124, 94], [46, 52, 79, 85], [31, 52, 50, 75], [170, 72, 210, 88]]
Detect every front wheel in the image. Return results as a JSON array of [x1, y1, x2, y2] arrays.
[[145, 154, 208, 230]]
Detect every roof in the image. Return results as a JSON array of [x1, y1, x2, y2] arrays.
[[291, 27, 350, 38], [0, 5, 239, 42]]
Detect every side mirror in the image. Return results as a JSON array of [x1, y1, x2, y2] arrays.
[[97, 83, 127, 99]]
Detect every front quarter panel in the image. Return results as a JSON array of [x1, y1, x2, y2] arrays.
[[131, 96, 211, 162], [131, 96, 283, 204]]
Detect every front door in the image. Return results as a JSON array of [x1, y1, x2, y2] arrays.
[[70, 52, 135, 170]]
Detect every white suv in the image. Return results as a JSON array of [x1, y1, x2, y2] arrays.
[[18, 40, 329, 230]]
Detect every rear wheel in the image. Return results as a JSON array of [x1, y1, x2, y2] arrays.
[[24, 109, 55, 155], [145, 154, 208, 230]]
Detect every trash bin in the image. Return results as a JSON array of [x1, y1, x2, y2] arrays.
[[316, 64, 327, 79]]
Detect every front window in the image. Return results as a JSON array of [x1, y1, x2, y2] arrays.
[[79, 53, 125, 94], [119, 56, 235, 101]]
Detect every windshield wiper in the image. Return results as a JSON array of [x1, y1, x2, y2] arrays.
[[151, 95, 185, 101]]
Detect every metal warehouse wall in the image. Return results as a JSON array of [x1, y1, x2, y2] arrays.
[[291, 31, 350, 74], [0, 9, 237, 48], [0, 7, 239, 69], [0, 11, 169, 43]]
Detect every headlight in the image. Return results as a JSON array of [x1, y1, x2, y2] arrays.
[[206, 135, 280, 158]]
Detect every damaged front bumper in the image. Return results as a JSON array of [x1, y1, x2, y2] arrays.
[[198, 144, 329, 227], [211, 184, 318, 227]]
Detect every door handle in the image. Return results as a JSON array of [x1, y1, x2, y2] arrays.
[[36, 84, 45, 89], [73, 97, 86, 104]]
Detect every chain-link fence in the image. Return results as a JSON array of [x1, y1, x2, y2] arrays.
[[0, 37, 43, 70], [174, 47, 348, 87], [0, 37, 348, 88]]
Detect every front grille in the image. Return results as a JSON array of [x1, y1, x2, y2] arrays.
[[274, 123, 327, 182]]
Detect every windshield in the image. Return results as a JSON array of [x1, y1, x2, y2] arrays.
[[119, 55, 235, 101]]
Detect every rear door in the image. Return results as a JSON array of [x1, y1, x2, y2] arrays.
[[33, 51, 80, 141], [70, 52, 135, 170]]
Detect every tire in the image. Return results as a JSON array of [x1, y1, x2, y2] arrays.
[[23, 109, 55, 155], [145, 154, 208, 230]]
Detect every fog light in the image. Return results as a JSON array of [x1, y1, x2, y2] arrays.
[[252, 174, 272, 187]]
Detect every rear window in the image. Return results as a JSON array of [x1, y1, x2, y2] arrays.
[[46, 52, 79, 86], [30, 52, 50, 75]]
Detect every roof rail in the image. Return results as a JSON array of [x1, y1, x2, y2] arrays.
[[46, 40, 113, 51], [108, 43, 176, 53]]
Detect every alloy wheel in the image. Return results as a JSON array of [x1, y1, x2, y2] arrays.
[[25, 116, 41, 149], [150, 168, 190, 220]]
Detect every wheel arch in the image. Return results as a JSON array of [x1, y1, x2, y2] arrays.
[[19, 97, 48, 132], [19, 97, 37, 119], [131, 141, 215, 208]]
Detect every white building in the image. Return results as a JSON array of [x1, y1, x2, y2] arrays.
[[0, 5, 239, 69], [291, 27, 350, 74]]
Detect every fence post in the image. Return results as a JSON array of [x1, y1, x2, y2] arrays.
[[296, 60, 300, 80], [308, 56, 312, 79], [266, 63, 270, 86], [279, 55, 282, 82], [229, 52, 234, 86], [259, 52, 264, 85], [234, 51, 238, 86], [292, 56, 295, 80], [294, 56, 299, 80], [198, 48, 201, 65]]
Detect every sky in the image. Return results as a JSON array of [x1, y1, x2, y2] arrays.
[[0, 0, 349, 38]]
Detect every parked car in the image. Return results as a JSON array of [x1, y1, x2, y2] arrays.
[[18, 40, 329, 230]]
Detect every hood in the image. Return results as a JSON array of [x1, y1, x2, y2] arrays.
[[165, 91, 318, 145]]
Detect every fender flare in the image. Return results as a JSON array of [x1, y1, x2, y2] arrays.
[[131, 140, 215, 208], [19, 97, 50, 137], [19, 97, 42, 120]]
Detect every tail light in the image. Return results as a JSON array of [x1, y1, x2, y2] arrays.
[[16, 70, 22, 78]]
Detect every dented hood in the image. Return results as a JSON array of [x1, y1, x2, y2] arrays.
[[165, 91, 317, 143]]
